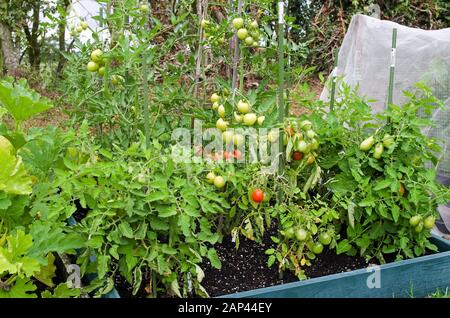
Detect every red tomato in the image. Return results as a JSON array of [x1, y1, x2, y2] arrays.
[[292, 151, 303, 161], [252, 189, 265, 203], [233, 149, 242, 160], [223, 151, 233, 160]]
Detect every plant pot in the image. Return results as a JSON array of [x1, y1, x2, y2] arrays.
[[220, 234, 450, 298]]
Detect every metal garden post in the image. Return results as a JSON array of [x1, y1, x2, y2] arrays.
[[329, 49, 339, 112], [387, 28, 397, 109], [277, 1, 285, 181]]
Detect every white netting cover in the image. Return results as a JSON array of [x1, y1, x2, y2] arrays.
[[321, 14, 450, 230]]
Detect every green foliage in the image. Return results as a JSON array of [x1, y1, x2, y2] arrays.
[[312, 82, 450, 262], [0, 78, 53, 129]]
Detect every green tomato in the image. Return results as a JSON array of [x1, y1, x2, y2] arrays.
[[140, 4, 150, 13], [237, 100, 251, 114], [98, 66, 105, 76], [87, 61, 99, 72], [213, 176, 225, 189], [245, 36, 254, 46], [306, 130, 315, 139], [218, 105, 226, 118], [237, 28, 248, 40], [300, 120, 312, 130], [210, 93, 220, 103], [243, 113, 257, 126], [250, 20, 258, 28], [81, 21, 88, 30], [382, 134, 394, 148], [295, 228, 307, 241], [284, 227, 295, 239], [267, 131, 279, 143], [409, 215, 421, 227], [312, 242, 324, 254], [232, 17, 244, 29], [257, 116, 265, 125], [319, 233, 332, 246], [90, 49, 103, 63], [423, 216, 435, 229], [206, 172, 216, 184], [233, 134, 245, 147], [298, 140, 308, 152], [415, 222, 424, 233], [234, 112, 243, 123], [360, 136, 375, 151], [373, 143, 384, 159], [216, 118, 228, 131]]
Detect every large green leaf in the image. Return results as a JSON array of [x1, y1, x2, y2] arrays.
[[0, 148, 33, 195], [0, 278, 37, 298], [27, 222, 85, 263], [0, 79, 53, 122], [0, 230, 41, 278]]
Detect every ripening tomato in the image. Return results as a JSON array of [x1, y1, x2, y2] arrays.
[[306, 154, 315, 165], [210, 93, 220, 103], [223, 151, 233, 160], [360, 136, 375, 151], [399, 183, 406, 196], [243, 113, 257, 126], [237, 100, 251, 114], [91, 49, 103, 63], [232, 18, 244, 29], [245, 36, 254, 46], [409, 215, 421, 227], [214, 176, 226, 188], [292, 151, 303, 161], [286, 126, 295, 137], [233, 149, 242, 160], [251, 189, 265, 203], [206, 172, 216, 184], [87, 61, 99, 72], [237, 28, 248, 40], [423, 216, 435, 229]]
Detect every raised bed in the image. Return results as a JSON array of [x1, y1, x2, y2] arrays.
[[102, 234, 450, 298], [220, 234, 450, 298]]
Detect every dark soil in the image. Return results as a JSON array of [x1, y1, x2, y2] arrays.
[[72, 199, 89, 222], [113, 269, 154, 299], [201, 227, 370, 297]]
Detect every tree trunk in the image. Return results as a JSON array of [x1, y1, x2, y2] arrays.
[[24, 1, 41, 71], [0, 22, 20, 75], [56, 0, 71, 77]]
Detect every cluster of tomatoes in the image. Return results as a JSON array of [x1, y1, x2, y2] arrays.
[[409, 215, 435, 233], [232, 17, 260, 47], [359, 133, 394, 159], [286, 120, 319, 165], [200, 15, 261, 48], [69, 19, 88, 37], [283, 225, 333, 256], [86, 49, 124, 86]]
